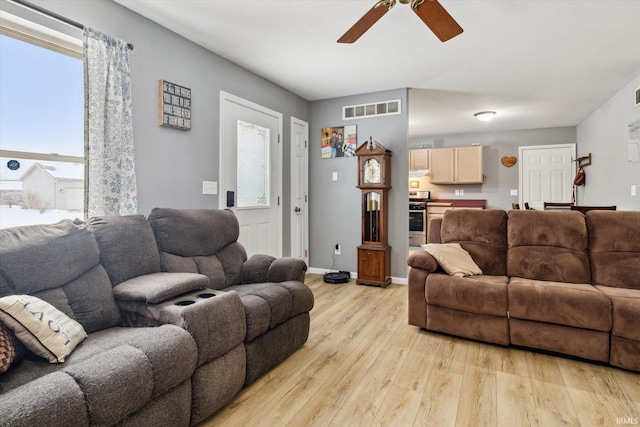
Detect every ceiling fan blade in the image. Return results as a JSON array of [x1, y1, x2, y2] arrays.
[[338, 0, 396, 44], [412, 0, 463, 42]]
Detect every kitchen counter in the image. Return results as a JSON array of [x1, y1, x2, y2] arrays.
[[427, 199, 487, 208]]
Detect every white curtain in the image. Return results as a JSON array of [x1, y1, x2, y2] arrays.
[[83, 27, 137, 217]]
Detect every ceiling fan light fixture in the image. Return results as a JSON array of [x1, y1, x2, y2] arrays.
[[474, 111, 496, 122]]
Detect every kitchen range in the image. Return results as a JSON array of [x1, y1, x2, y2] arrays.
[[409, 190, 430, 246]]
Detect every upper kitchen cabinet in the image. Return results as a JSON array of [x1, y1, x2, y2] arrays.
[[429, 146, 483, 184], [409, 149, 429, 171]]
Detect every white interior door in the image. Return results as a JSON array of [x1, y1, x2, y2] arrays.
[[220, 92, 282, 257], [519, 144, 576, 210], [290, 117, 309, 265]]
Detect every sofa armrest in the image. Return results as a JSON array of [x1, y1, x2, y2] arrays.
[[241, 254, 307, 284], [407, 250, 440, 329], [114, 275, 246, 367], [407, 250, 439, 272]]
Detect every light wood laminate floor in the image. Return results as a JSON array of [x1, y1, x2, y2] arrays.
[[199, 274, 640, 426]]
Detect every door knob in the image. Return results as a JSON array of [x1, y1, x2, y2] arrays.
[[294, 207, 301, 213]]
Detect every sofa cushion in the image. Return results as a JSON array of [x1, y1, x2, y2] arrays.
[[149, 208, 239, 257], [507, 210, 591, 284], [508, 277, 611, 331], [426, 273, 509, 317], [422, 243, 482, 277], [586, 211, 640, 290], [225, 281, 314, 342], [595, 286, 640, 340], [89, 214, 161, 286], [0, 219, 100, 294], [440, 209, 508, 276], [149, 208, 248, 288], [0, 295, 87, 363], [0, 220, 121, 333]]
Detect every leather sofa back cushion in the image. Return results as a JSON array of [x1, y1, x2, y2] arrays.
[[89, 215, 161, 286], [508, 211, 590, 284], [149, 208, 240, 257], [587, 211, 640, 289], [440, 209, 508, 276]]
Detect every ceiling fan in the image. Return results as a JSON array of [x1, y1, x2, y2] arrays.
[[338, 0, 463, 44]]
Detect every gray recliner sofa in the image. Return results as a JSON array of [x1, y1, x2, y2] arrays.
[[0, 208, 312, 426]]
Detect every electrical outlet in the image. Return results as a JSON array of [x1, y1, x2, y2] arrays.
[[334, 244, 341, 255], [632, 185, 637, 196], [332, 172, 338, 181], [459, 190, 464, 196], [510, 189, 518, 196]]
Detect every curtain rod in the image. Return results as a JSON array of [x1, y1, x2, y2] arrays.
[[10, 0, 134, 50]]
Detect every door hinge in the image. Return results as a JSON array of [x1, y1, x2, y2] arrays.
[[305, 140, 308, 148], [304, 195, 308, 203], [278, 134, 281, 144], [277, 196, 280, 206], [304, 249, 308, 257]]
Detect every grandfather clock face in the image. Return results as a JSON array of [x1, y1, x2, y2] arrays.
[[363, 158, 381, 184]]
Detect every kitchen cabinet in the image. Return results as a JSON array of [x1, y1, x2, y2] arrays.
[[429, 146, 483, 184], [409, 149, 429, 170]]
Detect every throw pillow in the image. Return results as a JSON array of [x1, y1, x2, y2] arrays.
[[0, 295, 87, 363], [0, 321, 24, 374], [421, 243, 483, 277]]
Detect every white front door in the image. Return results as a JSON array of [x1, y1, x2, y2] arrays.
[[219, 92, 282, 257], [290, 117, 309, 265], [519, 144, 576, 210]]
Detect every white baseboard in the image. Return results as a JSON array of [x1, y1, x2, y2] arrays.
[[307, 267, 407, 285]]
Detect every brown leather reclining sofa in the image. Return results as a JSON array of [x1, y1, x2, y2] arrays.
[[407, 209, 640, 372]]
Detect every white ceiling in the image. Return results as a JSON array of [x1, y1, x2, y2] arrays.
[[114, 0, 640, 137]]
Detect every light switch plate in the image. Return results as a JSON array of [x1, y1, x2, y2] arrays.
[[332, 172, 338, 181], [202, 181, 218, 195], [510, 189, 518, 196]]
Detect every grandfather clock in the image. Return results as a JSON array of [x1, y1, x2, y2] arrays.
[[356, 138, 392, 288]]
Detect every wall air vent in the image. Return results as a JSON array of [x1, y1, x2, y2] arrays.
[[342, 99, 401, 120]]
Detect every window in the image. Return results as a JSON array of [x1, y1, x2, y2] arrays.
[[0, 5, 83, 229]]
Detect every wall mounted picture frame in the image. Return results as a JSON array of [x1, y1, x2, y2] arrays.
[[321, 125, 357, 158], [159, 80, 191, 130]]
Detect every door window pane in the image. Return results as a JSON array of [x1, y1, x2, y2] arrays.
[[237, 120, 270, 208]]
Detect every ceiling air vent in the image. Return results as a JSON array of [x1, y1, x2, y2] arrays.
[[342, 99, 401, 120]]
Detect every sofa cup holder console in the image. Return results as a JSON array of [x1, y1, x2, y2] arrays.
[[174, 291, 218, 306]]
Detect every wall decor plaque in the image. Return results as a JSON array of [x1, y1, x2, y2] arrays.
[[159, 80, 191, 130]]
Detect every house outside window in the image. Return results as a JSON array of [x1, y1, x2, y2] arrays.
[[0, 4, 83, 229]]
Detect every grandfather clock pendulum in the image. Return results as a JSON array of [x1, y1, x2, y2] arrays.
[[355, 137, 392, 288]]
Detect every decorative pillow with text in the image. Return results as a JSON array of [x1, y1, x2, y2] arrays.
[[421, 243, 483, 277], [0, 295, 87, 363]]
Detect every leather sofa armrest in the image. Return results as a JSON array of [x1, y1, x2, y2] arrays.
[[241, 255, 307, 284], [407, 250, 439, 272]]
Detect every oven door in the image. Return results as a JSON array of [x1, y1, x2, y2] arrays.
[[409, 209, 426, 246]]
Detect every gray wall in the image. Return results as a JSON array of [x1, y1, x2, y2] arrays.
[[409, 127, 577, 210], [35, 0, 310, 255], [577, 72, 640, 210], [309, 89, 408, 279]]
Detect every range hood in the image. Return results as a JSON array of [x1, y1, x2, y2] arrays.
[[409, 169, 429, 177]]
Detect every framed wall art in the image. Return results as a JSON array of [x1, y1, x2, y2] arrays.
[[159, 80, 191, 130], [320, 125, 357, 158]]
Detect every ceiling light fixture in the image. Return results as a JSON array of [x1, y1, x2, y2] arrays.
[[474, 111, 496, 122]]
